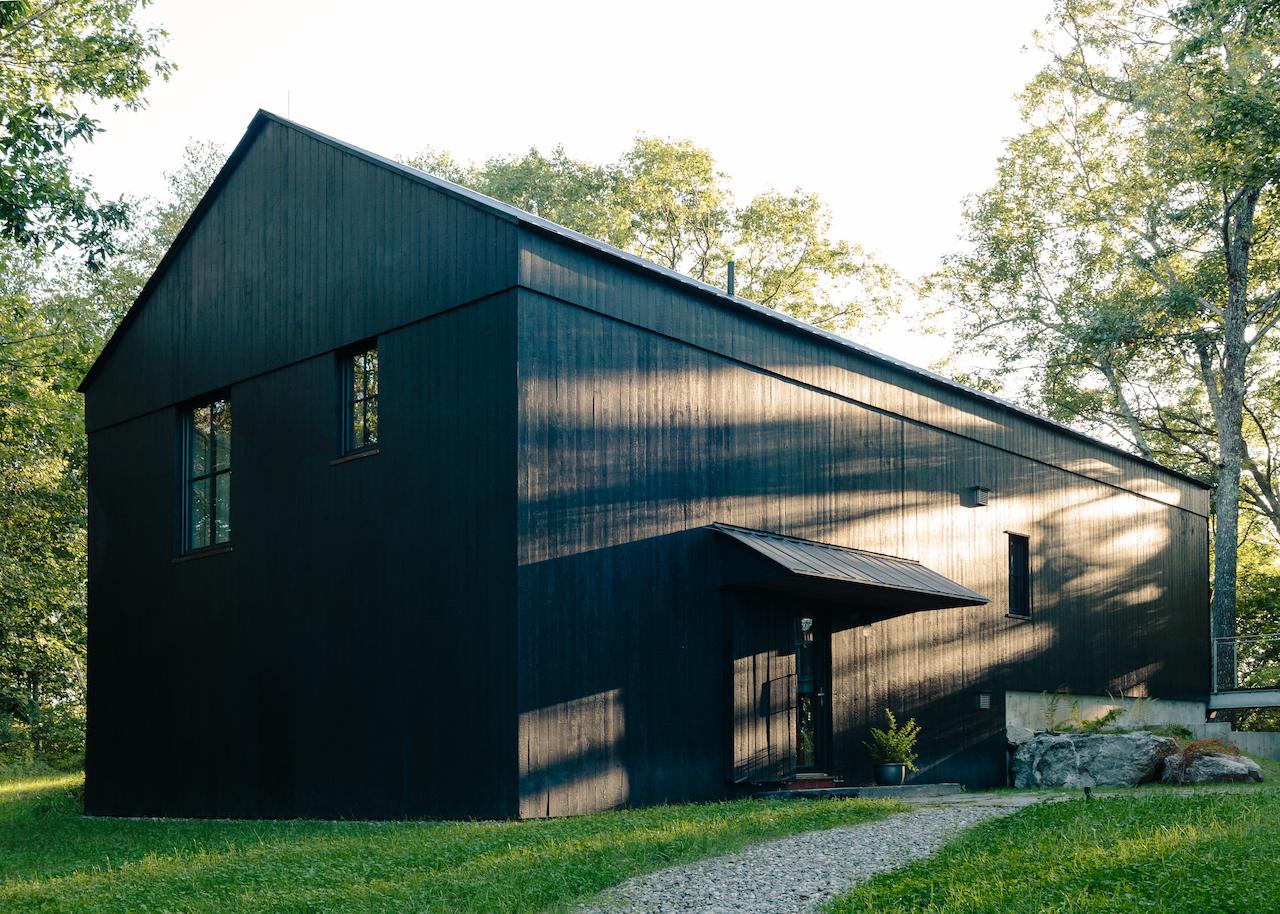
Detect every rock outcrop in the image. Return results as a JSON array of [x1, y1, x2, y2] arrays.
[[1012, 731, 1176, 788], [1162, 751, 1263, 785]]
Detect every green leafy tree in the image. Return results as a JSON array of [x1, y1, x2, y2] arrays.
[[0, 243, 89, 758], [735, 191, 899, 330], [1234, 536, 1280, 729], [410, 144, 627, 247], [0, 141, 219, 759], [938, 0, 1280, 653], [406, 136, 901, 334], [615, 136, 732, 281], [0, 0, 171, 268]]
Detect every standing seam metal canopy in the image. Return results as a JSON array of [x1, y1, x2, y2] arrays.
[[713, 523, 990, 610]]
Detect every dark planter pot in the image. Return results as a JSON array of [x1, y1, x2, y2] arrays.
[[875, 763, 908, 786]]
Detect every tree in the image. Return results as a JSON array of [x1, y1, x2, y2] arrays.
[[405, 136, 901, 334], [735, 191, 899, 331], [63, 139, 226, 333], [0, 0, 171, 268], [409, 144, 627, 248], [615, 136, 732, 281], [938, 0, 1280, 653], [0, 141, 220, 760], [1234, 535, 1280, 729], [0, 242, 88, 757]]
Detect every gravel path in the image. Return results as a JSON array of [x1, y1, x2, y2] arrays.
[[574, 794, 1047, 914]]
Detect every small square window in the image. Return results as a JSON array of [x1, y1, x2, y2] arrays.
[[342, 345, 379, 454]]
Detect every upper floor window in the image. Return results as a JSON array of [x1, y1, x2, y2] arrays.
[[1008, 533, 1031, 618], [342, 345, 378, 453], [185, 397, 231, 551]]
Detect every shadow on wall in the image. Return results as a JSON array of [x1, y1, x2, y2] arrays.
[[512, 315, 1206, 812], [515, 497, 1199, 812]]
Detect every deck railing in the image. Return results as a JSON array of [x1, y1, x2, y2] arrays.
[[1212, 633, 1280, 692]]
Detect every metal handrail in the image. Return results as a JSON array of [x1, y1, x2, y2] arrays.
[[1212, 633, 1280, 692]]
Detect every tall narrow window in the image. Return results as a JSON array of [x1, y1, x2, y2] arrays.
[[185, 397, 231, 552], [342, 345, 379, 453], [1008, 533, 1031, 617]]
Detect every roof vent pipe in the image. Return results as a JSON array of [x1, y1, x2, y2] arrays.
[[727, 260, 736, 296]]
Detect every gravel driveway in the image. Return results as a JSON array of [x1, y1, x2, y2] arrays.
[[574, 794, 1048, 914]]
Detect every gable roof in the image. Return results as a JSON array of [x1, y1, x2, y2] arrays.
[[78, 109, 1209, 491]]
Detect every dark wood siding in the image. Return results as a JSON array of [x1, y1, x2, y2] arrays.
[[517, 228, 1207, 516], [83, 117, 1209, 820], [84, 118, 520, 819], [729, 597, 797, 784], [513, 257, 1209, 808], [85, 118, 517, 434]]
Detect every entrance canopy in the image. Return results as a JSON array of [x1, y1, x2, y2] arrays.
[[713, 523, 989, 612]]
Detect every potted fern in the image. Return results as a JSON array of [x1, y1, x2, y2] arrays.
[[864, 709, 920, 786]]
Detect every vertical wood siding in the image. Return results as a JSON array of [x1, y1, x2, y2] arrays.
[[518, 229, 1207, 516], [85, 120, 1208, 820], [85, 119, 517, 434], [84, 121, 519, 818], [514, 277, 1209, 810]]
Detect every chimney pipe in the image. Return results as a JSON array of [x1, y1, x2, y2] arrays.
[[727, 260, 735, 296]]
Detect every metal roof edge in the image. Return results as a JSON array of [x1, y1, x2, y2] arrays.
[[709, 522, 928, 565], [710, 523, 990, 604], [787, 567, 992, 604]]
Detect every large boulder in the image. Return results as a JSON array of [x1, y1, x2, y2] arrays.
[[1163, 751, 1263, 785], [1012, 731, 1176, 788]]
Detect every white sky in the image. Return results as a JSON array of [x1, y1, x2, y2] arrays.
[[74, 0, 1052, 363]]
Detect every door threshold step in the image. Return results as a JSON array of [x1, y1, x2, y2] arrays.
[[753, 783, 965, 800], [778, 776, 843, 790]]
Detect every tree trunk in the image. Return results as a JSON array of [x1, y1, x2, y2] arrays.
[[1213, 386, 1243, 687], [1210, 185, 1261, 688]]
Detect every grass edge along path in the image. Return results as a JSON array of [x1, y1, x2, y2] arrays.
[[826, 765, 1280, 914], [0, 763, 904, 914]]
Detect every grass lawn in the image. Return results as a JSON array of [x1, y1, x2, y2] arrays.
[[827, 758, 1280, 914], [0, 763, 902, 914]]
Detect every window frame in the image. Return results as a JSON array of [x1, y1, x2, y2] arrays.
[[339, 342, 379, 457], [1007, 532, 1031, 618], [180, 393, 232, 556]]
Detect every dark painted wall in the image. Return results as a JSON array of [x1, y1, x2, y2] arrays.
[[85, 118, 517, 434], [513, 235, 1210, 812], [85, 119, 519, 818], [85, 116, 1208, 820]]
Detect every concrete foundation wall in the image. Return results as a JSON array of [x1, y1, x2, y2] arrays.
[[1005, 690, 1280, 761], [1006, 690, 1207, 732], [1230, 730, 1280, 761]]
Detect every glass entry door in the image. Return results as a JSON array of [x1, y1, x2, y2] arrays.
[[794, 612, 832, 773]]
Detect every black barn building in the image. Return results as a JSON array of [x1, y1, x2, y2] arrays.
[[80, 112, 1211, 819]]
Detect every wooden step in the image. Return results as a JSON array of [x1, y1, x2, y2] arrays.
[[777, 774, 843, 790], [753, 782, 966, 801]]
